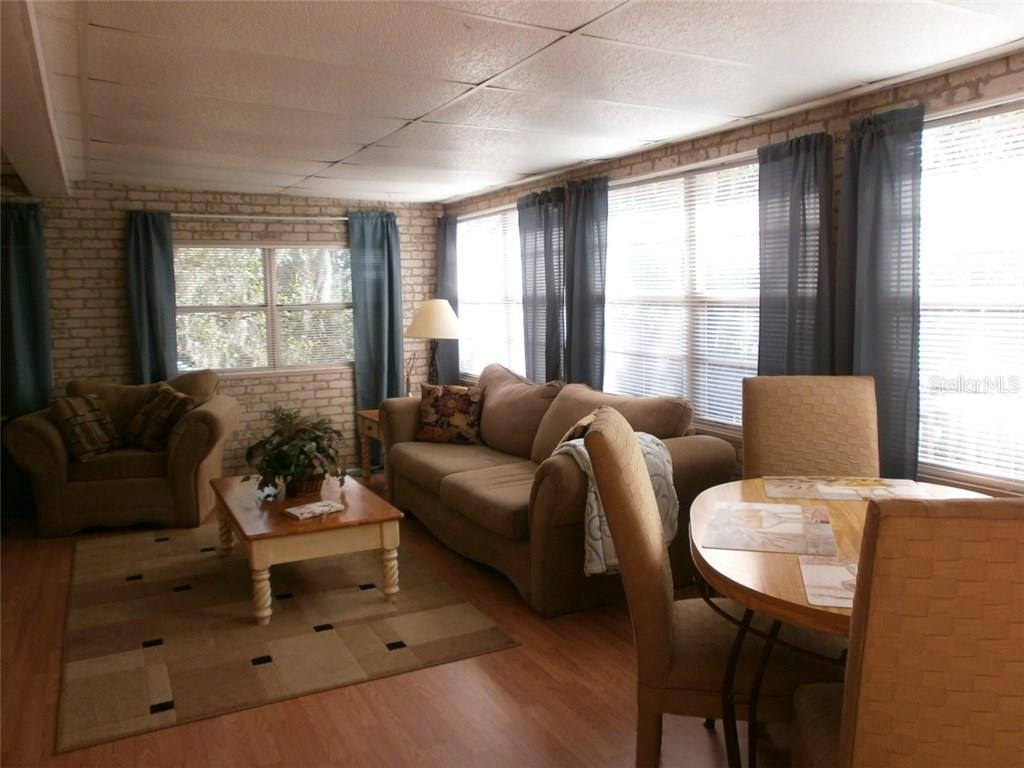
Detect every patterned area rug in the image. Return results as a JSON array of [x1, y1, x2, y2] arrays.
[[58, 525, 517, 752]]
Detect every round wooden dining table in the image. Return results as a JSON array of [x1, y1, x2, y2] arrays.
[[688, 477, 987, 768]]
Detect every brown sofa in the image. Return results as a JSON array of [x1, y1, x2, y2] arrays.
[[4, 371, 241, 537], [381, 364, 737, 617]]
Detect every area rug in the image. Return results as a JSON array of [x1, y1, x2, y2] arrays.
[[57, 525, 517, 751]]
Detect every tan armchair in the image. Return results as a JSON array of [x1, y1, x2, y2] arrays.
[[5, 373, 241, 536], [743, 376, 880, 478], [584, 407, 845, 767], [792, 497, 1024, 768]]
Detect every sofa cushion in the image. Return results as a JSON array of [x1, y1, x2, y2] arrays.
[[440, 461, 537, 540], [126, 384, 194, 451], [66, 380, 160, 436], [416, 383, 484, 444], [478, 363, 563, 459], [389, 442, 523, 496], [51, 395, 121, 462], [68, 449, 167, 482], [531, 384, 694, 464]]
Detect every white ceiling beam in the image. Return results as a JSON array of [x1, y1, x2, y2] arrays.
[[0, 0, 71, 196]]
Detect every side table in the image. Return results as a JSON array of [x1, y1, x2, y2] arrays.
[[357, 409, 382, 487]]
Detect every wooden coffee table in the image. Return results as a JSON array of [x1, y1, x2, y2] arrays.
[[210, 475, 404, 625]]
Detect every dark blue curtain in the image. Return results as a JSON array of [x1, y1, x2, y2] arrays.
[[836, 105, 925, 479], [564, 178, 608, 389], [2, 202, 52, 418], [126, 211, 176, 383], [435, 215, 460, 385], [757, 133, 834, 375], [2, 202, 51, 522], [519, 189, 565, 383], [351, 211, 404, 434]]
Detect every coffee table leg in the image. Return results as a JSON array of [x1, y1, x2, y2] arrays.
[[215, 502, 233, 556], [382, 548, 399, 602], [252, 568, 272, 625]]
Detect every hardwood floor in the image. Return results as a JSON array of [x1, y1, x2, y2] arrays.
[[1, 486, 788, 768]]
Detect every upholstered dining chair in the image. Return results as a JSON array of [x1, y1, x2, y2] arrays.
[[584, 407, 846, 768], [742, 376, 880, 478], [791, 497, 1024, 768]]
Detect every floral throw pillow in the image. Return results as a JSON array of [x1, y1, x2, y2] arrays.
[[416, 384, 484, 444]]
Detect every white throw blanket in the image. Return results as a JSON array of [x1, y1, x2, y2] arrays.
[[553, 432, 679, 576]]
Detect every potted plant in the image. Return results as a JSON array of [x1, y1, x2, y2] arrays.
[[244, 407, 346, 498]]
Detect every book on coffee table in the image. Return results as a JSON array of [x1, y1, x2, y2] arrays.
[[703, 501, 837, 555]]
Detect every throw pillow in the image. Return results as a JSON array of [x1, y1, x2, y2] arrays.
[[557, 409, 600, 446], [416, 384, 484, 444], [126, 384, 195, 451], [51, 395, 121, 462]]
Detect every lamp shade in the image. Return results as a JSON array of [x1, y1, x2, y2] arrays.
[[405, 299, 460, 340]]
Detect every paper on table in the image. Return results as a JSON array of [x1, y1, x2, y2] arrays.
[[283, 499, 346, 520], [763, 476, 924, 500], [799, 556, 858, 607], [703, 501, 837, 555]]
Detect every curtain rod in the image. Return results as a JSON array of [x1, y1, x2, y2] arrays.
[[171, 213, 348, 222]]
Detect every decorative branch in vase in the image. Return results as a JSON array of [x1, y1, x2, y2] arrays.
[[404, 352, 418, 397]]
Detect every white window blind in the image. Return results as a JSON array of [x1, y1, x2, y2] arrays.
[[174, 246, 353, 371], [919, 106, 1024, 488], [456, 209, 526, 377], [604, 162, 759, 426]]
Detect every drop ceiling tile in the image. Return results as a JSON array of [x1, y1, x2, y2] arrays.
[[89, 173, 289, 196], [296, 176, 491, 203], [36, 14, 77, 77], [382, 121, 650, 161], [55, 111, 82, 141], [87, 142, 331, 177], [341, 145, 573, 175], [939, 0, 1024, 23], [583, 1, 1023, 88], [88, 1, 560, 83], [430, 87, 727, 142], [493, 36, 802, 115], [439, 0, 619, 31], [315, 163, 523, 189], [88, 158, 305, 188], [34, 1, 78, 23], [88, 115, 365, 162], [87, 26, 469, 120], [86, 81, 405, 147]]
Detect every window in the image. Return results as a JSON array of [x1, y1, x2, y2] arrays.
[[455, 209, 526, 377], [604, 162, 759, 426], [174, 246, 353, 371], [918, 106, 1024, 487]]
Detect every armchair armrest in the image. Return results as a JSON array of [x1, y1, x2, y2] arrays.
[[167, 394, 241, 526], [4, 409, 68, 483]]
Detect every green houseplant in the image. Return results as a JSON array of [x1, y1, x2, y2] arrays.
[[245, 407, 346, 498]]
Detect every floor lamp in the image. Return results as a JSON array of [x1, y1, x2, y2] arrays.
[[405, 299, 460, 385]]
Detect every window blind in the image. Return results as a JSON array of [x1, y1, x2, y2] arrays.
[[918, 106, 1024, 487], [604, 162, 759, 426], [174, 246, 352, 371], [456, 209, 526, 377]]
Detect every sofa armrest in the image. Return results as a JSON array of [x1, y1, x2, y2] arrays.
[[662, 434, 738, 513], [529, 453, 588, 532], [379, 396, 420, 447], [4, 409, 68, 483]]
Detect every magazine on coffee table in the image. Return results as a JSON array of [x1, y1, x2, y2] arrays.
[[799, 556, 858, 608], [763, 476, 925, 500], [703, 501, 837, 555], [283, 499, 346, 520]]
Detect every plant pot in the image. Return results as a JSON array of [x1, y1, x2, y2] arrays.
[[285, 475, 323, 498]]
